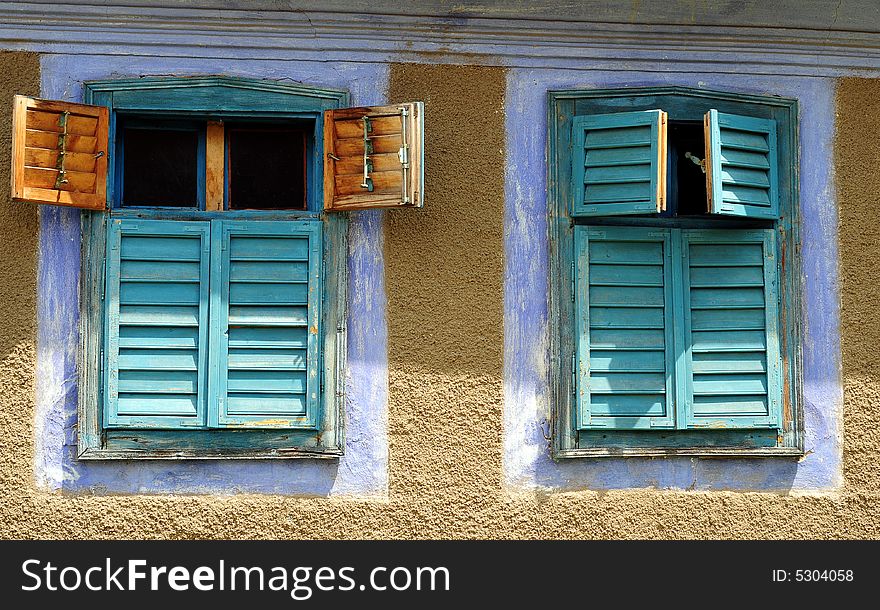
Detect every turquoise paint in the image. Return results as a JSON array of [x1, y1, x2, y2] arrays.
[[213, 220, 323, 429], [572, 110, 665, 216], [575, 227, 783, 433], [104, 219, 212, 429], [707, 110, 779, 218], [575, 226, 676, 429], [681, 229, 782, 429]]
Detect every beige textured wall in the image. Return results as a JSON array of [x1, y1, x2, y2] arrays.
[[0, 51, 40, 522], [1, 58, 879, 538]]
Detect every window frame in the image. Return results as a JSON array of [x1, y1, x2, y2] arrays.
[[77, 76, 349, 459], [548, 86, 803, 458]]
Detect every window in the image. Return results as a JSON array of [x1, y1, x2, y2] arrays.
[[549, 87, 802, 457], [11, 77, 424, 459]]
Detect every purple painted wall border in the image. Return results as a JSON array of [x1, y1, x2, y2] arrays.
[[34, 55, 389, 496], [503, 69, 841, 491]]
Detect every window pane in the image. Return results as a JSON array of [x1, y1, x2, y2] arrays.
[[227, 124, 308, 210], [122, 127, 199, 207]]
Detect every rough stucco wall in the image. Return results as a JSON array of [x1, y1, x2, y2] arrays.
[[385, 65, 506, 511], [2, 60, 880, 539], [0, 51, 40, 513], [837, 79, 880, 496]]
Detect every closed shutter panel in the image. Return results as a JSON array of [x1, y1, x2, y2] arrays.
[[681, 229, 782, 429], [11, 95, 109, 210], [575, 226, 675, 429], [704, 110, 779, 219], [104, 219, 210, 428], [571, 110, 667, 217], [211, 220, 322, 428]]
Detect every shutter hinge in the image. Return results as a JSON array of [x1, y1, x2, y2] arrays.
[[101, 258, 107, 300], [399, 106, 410, 205], [99, 350, 104, 378], [571, 261, 576, 302], [571, 353, 577, 396]]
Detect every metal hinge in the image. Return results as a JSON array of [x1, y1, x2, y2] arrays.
[[571, 353, 577, 396], [399, 106, 410, 204], [571, 261, 576, 301], [101, 259, 107, 300]]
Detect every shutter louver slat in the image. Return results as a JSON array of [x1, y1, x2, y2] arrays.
[[575, 226, 675, 429], [571, 110, 667, 217], [11, 95, 109, 210], [212, 220, 322, 428], [682, 230, 783, 429], [104, 219, 210, 429], [704, 110, 779, 219]]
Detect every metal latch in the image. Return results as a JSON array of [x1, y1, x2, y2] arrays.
[[360, 116, 374, 192], [54, 111, 70, 190]]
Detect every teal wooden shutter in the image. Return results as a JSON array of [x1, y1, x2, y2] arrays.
[[574, 226, 675, 429], [571, 109, 667, 217], [104, 218, 210, 429], [704, 110, 779, 219], [680, 229, 782, 429], [210, 220, 323, 428]]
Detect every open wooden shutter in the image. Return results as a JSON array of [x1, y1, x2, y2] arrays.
[[104, 219, 211, 429], [575, 226, 675, 429], [210, 220, 322, 428], [704, 110, 779, 219], [11, 95, 109, 210], [571, 109, 667, 217], [680, 229, 782, 429], [323, 102, 424, 211]]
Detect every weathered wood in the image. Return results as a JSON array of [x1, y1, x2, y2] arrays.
[[26, 109, 98, 136], [11, 95, 109, 210], [324, 101, 424, 211], [25, 148, 97, 173], [205, 120, 225, 211]]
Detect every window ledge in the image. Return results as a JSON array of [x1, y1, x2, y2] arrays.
[[553, 446, 804, 460], [77, 447, 343, 461]]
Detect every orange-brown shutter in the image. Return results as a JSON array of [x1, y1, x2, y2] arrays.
[[11, 95, 109, 210], [323, 102, 423, 211]]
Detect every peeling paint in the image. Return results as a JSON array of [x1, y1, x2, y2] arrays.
[[503, 68, 842, 492], [34, 54, 391, 496]]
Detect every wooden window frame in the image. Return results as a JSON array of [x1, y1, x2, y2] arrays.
[[77, 77, 349, 460], [548, 86, 803, 458]]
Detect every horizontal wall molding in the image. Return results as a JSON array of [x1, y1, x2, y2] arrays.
[[3, 3, 880, 76]]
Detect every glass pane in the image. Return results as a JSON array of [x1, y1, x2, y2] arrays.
[[122, 127, 199, 207], [227, 124, 308, 210]]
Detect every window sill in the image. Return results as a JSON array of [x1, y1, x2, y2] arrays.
[[553, 446, 804, 460], [77, 447, 343, 461]]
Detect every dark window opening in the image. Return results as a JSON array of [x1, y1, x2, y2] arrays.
[[226, 123, 309, 210], [121, 125, 199, 207], [667, 120, 709, 216]]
